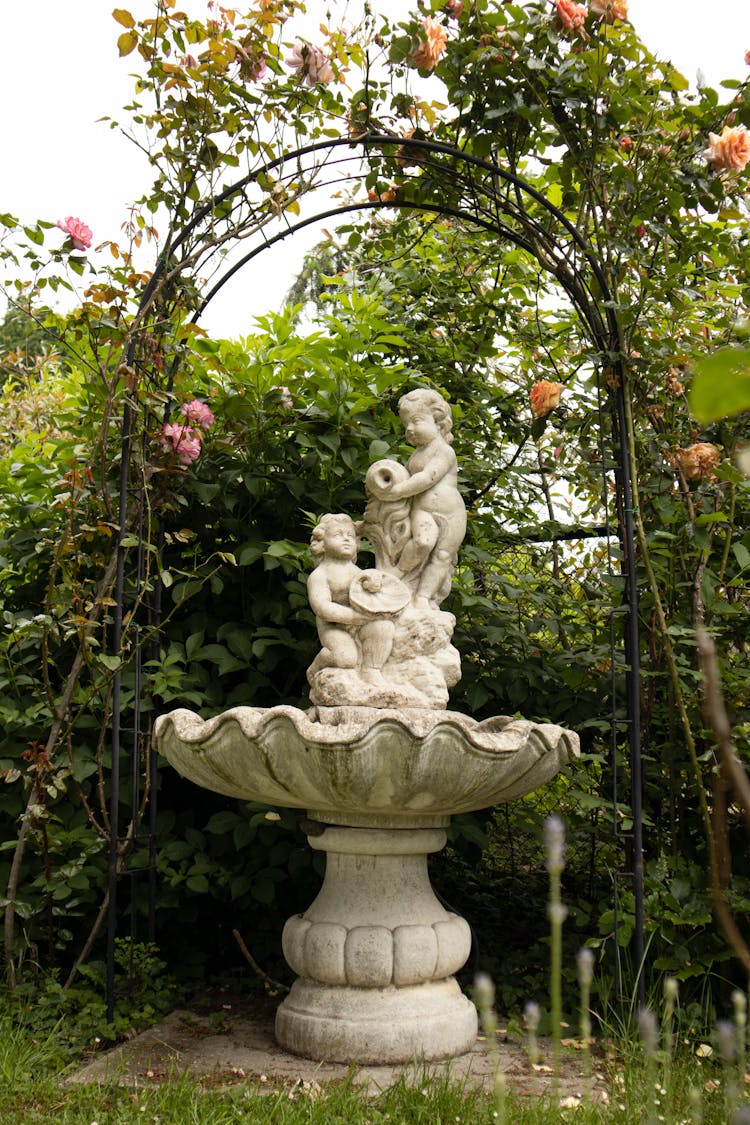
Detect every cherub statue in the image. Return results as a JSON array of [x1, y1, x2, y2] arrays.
[[305, 514, 398, 688], [363, 389, 466, 610], [306, 391, 464, 711]]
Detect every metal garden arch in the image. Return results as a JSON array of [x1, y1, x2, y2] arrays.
[[108, 134, 646, 1012]]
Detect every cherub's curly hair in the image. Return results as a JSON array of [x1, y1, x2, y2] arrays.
[[310, 513, 359, 561], [398, 388, 453, 442]]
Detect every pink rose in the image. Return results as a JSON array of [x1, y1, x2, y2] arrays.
[[530, 380, 564, 418], [445, 0, 463, 16], [676, 442, 721, 482], [56, 216, 93, 251], [285, 42, 333, 87], [181, 399, 215, 430], [745, 49, 750, 66], [161, 422, 202, 465], [703, 125, 750, 173], [556, 0, 587, 31], [590, 0, 628, 21], [270, 385, 293, 408], [237, 40, 267, 82], [412, 17, 448, 71]]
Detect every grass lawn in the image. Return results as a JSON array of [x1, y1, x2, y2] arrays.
[[2, 1007, 748, 1125]]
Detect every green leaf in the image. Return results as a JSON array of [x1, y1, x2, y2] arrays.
[[186, 875, 210, 894], [251, 877, 276, 905], [205, 810, 242, 834], [733, 543, 750, 571], [689, 347, 750, 422], [238, 544, 263, 566], [547, 183, 563, 209]]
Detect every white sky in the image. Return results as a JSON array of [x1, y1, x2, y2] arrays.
[[0, 1, 747, 337]]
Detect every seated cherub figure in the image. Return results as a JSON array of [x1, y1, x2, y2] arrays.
[[306, 514, 394, 686]]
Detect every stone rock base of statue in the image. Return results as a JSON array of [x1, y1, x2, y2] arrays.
[[275, 824, 477, 1063], [308, 606, 462, 711]]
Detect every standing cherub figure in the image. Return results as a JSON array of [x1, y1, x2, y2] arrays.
[[366, 389, 467, 610], [306, 513, 395, 687]]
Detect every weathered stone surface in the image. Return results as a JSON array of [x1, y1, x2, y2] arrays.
[[276, 978, 478, 1064], [306, 390, 468, 709], [155, 706, 580, 827]]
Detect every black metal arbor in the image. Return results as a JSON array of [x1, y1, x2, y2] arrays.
[[108, 135, 646, 1012]]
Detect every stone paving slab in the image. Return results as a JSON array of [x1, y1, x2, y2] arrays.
[[68, 994, 608, 1104]]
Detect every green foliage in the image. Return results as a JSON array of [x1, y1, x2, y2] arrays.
[[690, 347, 750, 422], [4, 941, 183, 1053]]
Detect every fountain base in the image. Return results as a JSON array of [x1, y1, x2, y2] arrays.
[[275, 824, 477, 1063], [276, 977, 477, 1063]]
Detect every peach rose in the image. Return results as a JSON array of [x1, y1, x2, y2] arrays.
[[412, 17, 448, 71], [367, 183, 399, 204], [590, 0, 628, 21], [556, 0, 587, 31], [530, 380, 565, 418], [676, 442, 721, 482], [703, 125, 750, 173]]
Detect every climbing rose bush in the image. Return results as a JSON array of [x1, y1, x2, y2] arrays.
[[56, 216, 93, 251], [703, 125, 750, 172], [285, 42, 333, 87], [530, 380, 564, 418], [556, 0, 587, 31], [412, 17, 448, 71]]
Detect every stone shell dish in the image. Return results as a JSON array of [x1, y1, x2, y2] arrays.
[[155, 706, 580, 828]]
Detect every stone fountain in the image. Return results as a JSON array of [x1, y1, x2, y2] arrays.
[[155, 388, 579, 1064]]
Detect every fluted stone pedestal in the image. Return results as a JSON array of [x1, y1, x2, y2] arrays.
[[276, 825, 477, 1063]]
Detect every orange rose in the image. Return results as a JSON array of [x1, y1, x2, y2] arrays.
[[556, 0, 587, 31], [676, 442, 721, 481], [530, 380, 565, 418], [412, 17, 448, 71], [590, 0, 628, 21], [703, 125, 750, 173]]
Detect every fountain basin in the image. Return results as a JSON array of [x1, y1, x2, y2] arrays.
[[155, 705, 580, 829]]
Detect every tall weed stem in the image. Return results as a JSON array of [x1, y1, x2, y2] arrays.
[[661, 976, 677, 1096], [577, 947, 594, 1102], [475, 973, 506, 1125], [544, 815, 567, 1098]]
